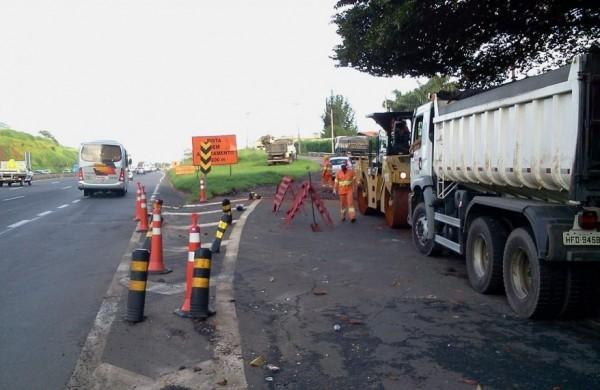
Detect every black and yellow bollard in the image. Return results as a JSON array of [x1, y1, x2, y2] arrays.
[[126, 249, 150, 323], [211, 199, 232, 253], [190, 248, 214, 320], [222, 198, 233, 224], [142, 229, 152, 252]]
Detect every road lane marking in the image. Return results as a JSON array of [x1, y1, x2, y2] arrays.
[[163, 209, 223, 216], [183, 198, 246, 208], [150, 172, 166, 201], [61, 186, 72, 190], [168, 220, 237, 229], [8, 186, 24, 191], [0, 200, 80, 237], [2, 196, 25, 202], [71, 199, 80, 204], [67, 228, 144, 389], [51, 181, 59, 184], [7, 219, 30, 229]]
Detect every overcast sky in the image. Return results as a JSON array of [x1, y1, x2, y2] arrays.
[[0, 0, 418, 163]]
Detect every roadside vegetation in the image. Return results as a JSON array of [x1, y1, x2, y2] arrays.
[[0, 129, 77, 172], [168, 149, 320, 200]]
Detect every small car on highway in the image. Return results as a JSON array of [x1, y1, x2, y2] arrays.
[[329, 156, 353, 178]]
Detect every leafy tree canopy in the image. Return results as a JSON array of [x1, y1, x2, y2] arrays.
[[385, 76, 457, 111], [321, 94, 358, 138], [333, 0, 600, 87]]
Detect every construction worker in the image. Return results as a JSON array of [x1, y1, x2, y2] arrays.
[[321, 155, 333, 188], [333, 162, 356, 223]]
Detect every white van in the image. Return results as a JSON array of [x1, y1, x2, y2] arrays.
[[77, 140, 131, 197]]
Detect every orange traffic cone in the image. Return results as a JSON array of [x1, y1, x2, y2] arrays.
[[175, 213, 201, 317], [148, 199, 171, 274], [134, 183, 142, 221], [136, 193, 149, 233]]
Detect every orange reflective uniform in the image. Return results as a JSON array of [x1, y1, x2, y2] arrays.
[[321, 156, 332, 187], [334, 168, 356, 221]]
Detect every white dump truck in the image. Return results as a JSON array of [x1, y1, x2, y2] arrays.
[[0, 152, 33, 187], [408, 53, 600, 319]]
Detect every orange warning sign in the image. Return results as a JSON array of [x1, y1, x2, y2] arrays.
[[174, 165, 197, 175], [192, 135, 238, 166]]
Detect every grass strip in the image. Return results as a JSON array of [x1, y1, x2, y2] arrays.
[[168, 150, 319, 201]]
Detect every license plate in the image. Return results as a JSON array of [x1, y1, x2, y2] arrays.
[[563, 230, 600, 246]]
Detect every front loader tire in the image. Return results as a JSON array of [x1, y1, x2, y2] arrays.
[[356, 183, 375, 215], [384, 187, 409, 228]]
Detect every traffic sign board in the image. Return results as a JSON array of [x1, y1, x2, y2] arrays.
[[198, 141, 212, 174], [192, 135, 238, 166], [174, 165, 196, 175]]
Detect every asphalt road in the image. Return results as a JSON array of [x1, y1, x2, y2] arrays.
[[235, 199, 600, 389], [0, 172, 161, 390]]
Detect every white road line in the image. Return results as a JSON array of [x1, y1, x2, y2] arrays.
[[183, 198, 247, 208], [57, 204, 70, 209], [7, 219, 30, 229], [2, 196, 25, 202], [167, 220, 238, 230], [200, 220, 237, 228], [9, 186, 24, 191], [67, 228, 144, 389], [71, 199, 81, 204], [163, 209, 223, 216], [37, 211, 53, 217], [61, 186, 72, 190], [150, 172, 165, 201], [51, 181, 59, 184]]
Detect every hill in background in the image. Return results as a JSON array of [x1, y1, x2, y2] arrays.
[[0, 129, 78, 171]]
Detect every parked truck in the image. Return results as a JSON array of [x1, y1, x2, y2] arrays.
[[334, 136, 369, 160], [0, 152, 33, 187], [408, 53, 600, 319], [265, 137, 296, 165], [354, 112, 413, 227]]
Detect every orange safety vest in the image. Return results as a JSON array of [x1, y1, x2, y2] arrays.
[[335, 169, 354, 195]]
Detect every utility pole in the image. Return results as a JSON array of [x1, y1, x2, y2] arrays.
[[330, 92, 334, 154]]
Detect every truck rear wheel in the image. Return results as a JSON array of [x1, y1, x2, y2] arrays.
[[466, 217, 507, 294], [384, 188, 409, 228], [560, 263, 600, 318], [412, 203, 440, 256], [503, 228, 565, 319], [356, 183, 375, 215]]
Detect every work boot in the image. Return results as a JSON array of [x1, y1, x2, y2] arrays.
[[351, 218, 356, 223]]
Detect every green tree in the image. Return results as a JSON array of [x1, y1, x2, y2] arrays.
[[321, 94, 358, 138], [333, 0, 600, 87], [39, 130, 59, 144], [385, 76, 458, 111]]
